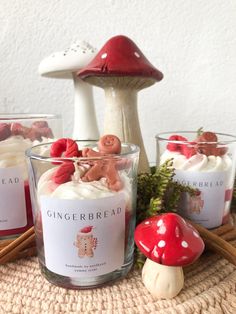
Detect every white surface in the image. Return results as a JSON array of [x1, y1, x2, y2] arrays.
[[0, 0, 236, 163]]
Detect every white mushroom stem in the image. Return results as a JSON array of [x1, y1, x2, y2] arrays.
[[103, 87, 150, 173], [73, 74, 99, 140], [142, 258, 184, 299]]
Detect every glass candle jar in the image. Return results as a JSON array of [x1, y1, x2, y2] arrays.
[[26, 140, 139, 289], [156, 131, 236, 229], [0, 114, 62, 239]]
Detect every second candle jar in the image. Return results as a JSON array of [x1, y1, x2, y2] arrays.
[[156, 131, 236, 229], [26, 136, 139, 289]]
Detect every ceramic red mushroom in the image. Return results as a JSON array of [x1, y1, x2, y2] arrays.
[[135, 213, 204, 299], [78, 35, 163, 173]]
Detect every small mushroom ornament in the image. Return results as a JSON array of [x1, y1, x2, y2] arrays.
[[39, 41, 99, 140], [135, 213, 205, 299]]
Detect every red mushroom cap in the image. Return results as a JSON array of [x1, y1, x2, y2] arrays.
[[134, 213, 204, 267], [78, 35, 163, 83]]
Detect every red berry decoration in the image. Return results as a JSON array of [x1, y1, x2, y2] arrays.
[[53, 162, 75, 184], [38, 127, 53, 139], [167, 131, 227, 158], [167, 135, 188, 153], [23, 127, 41, 141], [50, 138, 80, 158], [181, 141, 197, 159], [197, 131, 218, 143], [31, 121, 49, 128], [195, 131, 227, 157], [50, 138, 81, 184], [31, 121, 53, 139], [196, 131, 217, 156], [212, 146, 228, 157], [10, 122, 24, 136], [65, 139, 81, 157], [0, 123, 11, 141]]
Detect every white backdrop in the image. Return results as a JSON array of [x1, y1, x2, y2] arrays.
[[0, 0, 236, 162]]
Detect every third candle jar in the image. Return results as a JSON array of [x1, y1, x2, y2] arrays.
[[26, 139, 139, 289], [156, 131, 236, 229], [0, 114, 62, 239]]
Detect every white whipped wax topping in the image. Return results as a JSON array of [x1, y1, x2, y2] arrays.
[[0, 136, 52, 179], [51, 179, 115, 199], [160, 150, 232, 172], [72, 163, 90, 182], [37, 163, 132, 209], [0, 136, 32, 168], [37, 167, 59, 196]]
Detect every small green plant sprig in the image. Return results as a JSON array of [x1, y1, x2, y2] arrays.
[[137, 159, 196, 223], [135, 159, 196, 267]]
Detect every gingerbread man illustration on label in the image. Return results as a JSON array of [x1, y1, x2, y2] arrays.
[[187, 191, 204, 214], [74, 226, 97, 258]]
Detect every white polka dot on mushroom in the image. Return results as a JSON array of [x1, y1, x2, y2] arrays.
[[101, 53, 107, 59], [193, 231, 199, 238], [144, 221, 150, 225], [157, 219, 163, 227], [158, 240, 166, 248], [134, 52, 140, 58], [181, 241, 188, 248], [158, 225, 166, 234]]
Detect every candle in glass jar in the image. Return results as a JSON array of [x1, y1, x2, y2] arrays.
[[0, 114, 62, 239], [156, 131, 236, 229], [27, 136, 139, 288]]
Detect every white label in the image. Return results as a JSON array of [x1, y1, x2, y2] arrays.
[[41, 194, 126, 277], [0, 166, 27, 230], [174, 170, 226, 228]]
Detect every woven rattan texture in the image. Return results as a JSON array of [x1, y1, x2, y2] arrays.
[[1, 252, 236, 314]]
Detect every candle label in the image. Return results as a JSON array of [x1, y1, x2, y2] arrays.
[[40, 193, 126, 277], [0, 166, 27, 230], [174, 170, 227, 228]]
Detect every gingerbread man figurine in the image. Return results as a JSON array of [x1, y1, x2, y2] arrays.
[[81, 135, 125, 191]]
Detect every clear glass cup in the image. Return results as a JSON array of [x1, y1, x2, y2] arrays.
[[156, 131, 236, 229], [26, 141, 139, 289], [0, 114, 62, 239]]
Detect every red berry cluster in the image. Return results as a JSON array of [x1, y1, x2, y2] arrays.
[[196, 132, 227, 156], [51, 135, 128, 191], [167, 135, 196, 158], [0, 121, 53, 142], [50, 138, 82, 184], [167, 131, 227, 158]]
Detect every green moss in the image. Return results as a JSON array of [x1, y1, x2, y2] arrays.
[[137, 159, 196, 223]]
